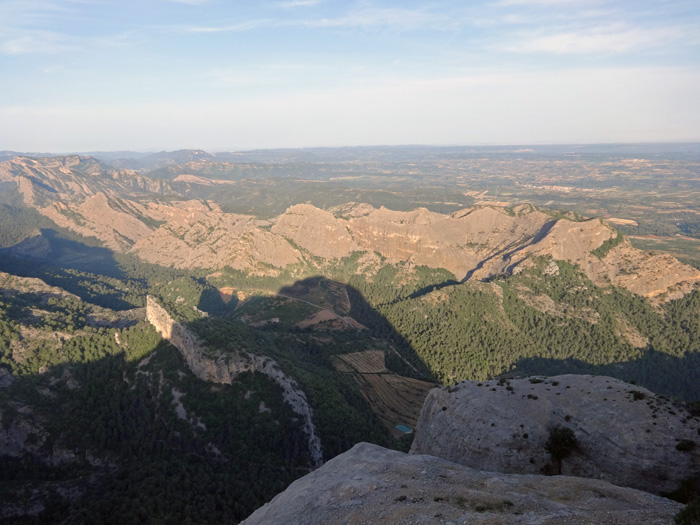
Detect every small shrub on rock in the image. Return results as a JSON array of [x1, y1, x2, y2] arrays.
[[545, 426, 578, 474]]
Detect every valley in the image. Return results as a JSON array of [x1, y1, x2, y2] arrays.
[[1, 144, 699, 522]]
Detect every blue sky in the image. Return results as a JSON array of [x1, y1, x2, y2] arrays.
[[1, 0, 699, 151]]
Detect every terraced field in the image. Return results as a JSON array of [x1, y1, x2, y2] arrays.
[[335, 350, 387, 373], [333, 350, 435, 437]]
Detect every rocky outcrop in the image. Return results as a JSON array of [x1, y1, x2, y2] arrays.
[[243, 442, 681, 524], [146, 296, 323, 467], [0, 405, 46, 458], [3, 154, 698, 300], [410, 374, 700, 495], [130, 202, 303, 271], [346, 205, 552, 279], [271, 204, 361, 259]]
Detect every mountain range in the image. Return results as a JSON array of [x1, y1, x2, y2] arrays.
[[1, 150, 699, 522], [2, 155, 698, 302]]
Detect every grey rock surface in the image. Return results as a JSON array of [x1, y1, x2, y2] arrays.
[[410, 374, 700, 494], [243, 442, 681, 524]]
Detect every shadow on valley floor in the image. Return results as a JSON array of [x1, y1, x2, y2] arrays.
[[191, 275, 433, 380], [0, 229, 199, 311], [0, 331, 312, 523], [405, 278, 461, 302], [513, 350, 700, 401], [276, 276, 434, 381], [4, 228, 121, 275], [187, 275, 435, 447]]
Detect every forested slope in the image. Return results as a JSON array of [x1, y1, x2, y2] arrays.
[[346, 259, 700, 400]]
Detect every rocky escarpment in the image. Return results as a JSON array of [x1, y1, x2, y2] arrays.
[[145, 296, 323, 467], [243, 442, 681, 524], [3, 155, 698, 299], [410, 374, 700, 495]]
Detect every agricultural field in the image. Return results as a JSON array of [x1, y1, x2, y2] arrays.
[[332, 349, 436, 437]]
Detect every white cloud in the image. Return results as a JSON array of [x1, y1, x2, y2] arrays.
[[184, 6, 454, 34], [1, 30, 75, 55], [159, 0, 208, 4], [504, 24, 694, 54], [280, 0, 321, 7], [0, 29, 133, 55], [494, 0, 600, 6], [185, 19, 271, 33]]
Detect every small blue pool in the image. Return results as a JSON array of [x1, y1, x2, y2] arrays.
[[396, 425, 412, 433]]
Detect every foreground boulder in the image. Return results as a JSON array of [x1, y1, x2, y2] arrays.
[[411, 374, 700, 495], [243, 442, 680, 524]]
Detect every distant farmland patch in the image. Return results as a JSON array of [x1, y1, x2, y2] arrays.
[[333, 350, 435, 437]]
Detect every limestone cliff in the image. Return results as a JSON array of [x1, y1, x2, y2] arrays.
[[145, 296, 323, 467], [243, 442, 681, 524], [410, 374, 700, 495]]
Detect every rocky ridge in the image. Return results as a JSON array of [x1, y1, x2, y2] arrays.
[[145, 296, 323, 467], [2, 155, 699, 300], [410, 374, 700, 495], [243, 442, 681, 525]]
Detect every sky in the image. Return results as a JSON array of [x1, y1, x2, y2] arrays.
[[0, 0, 699, 152]]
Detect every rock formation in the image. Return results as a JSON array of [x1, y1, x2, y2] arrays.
[[243, 442, 681, 524], [410, 374, 700, 495], [145, 296, 323, 467], [2, 155, 698, 299]]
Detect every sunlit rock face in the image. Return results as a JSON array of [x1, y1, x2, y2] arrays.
[[2, 155, 699, 298]]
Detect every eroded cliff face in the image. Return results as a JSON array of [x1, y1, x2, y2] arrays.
[[3, 155, 699, 300], [145, 297, 323, 467], [410, 374, 700, 495]]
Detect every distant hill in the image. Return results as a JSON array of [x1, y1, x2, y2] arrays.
[[108, 149, 217, 171]]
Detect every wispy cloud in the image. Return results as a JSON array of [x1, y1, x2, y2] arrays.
[[280, 0, 321, 7], [504, 23, 696, 54], [0, 1, 135, 56], [159, 0, 208, 4], [185, 19, 273, 34], [1, 28, 134, 56], [494, 0, 601, 6], [1, 32, 70, 55], [184, 6, 454, 34]]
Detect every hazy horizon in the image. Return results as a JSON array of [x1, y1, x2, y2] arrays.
[[4, 140, 700, 158], [2, 1, 699, 151]]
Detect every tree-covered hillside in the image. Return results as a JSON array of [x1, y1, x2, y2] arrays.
[[0, 263, 396, 522], [347, 258, 700, 400]]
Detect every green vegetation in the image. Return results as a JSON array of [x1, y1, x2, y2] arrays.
[[153, 275, 232, 321], [188, 315, 392, 461], [345, 258, 700, 400], [630, 390, 646, 400], [628, 236, 700, 271], [3, 145, 700, 521], [545, 426, 578, 461], [0, 286, 327, 522], [545, 425, 579, 475], [675, 499, 700, 525], [592, 231, 625, 258], [677, 440, 696, 452], [1, 334, 312, 523], [0, 261, 402, 522]]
